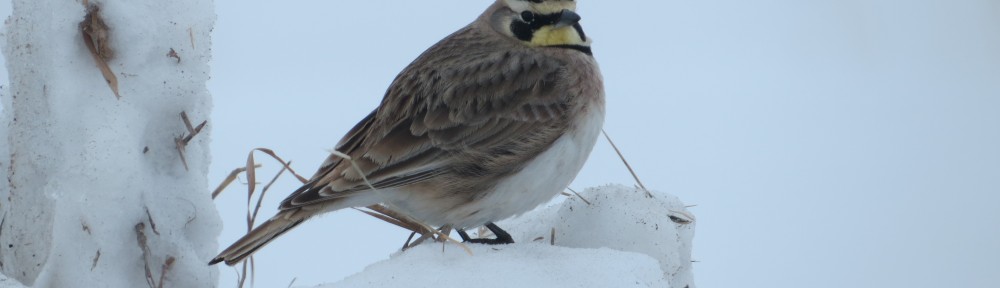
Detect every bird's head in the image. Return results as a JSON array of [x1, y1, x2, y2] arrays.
[[490, 0, 590, 51]]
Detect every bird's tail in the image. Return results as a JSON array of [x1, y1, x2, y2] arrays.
[[209, 209, 307, 266]]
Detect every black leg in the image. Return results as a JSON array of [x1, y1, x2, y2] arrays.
[[484, 223, 514, 244], [457, 222, 514, 245], [456, 229, 474, 242]]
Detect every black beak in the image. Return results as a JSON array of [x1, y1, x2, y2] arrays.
[[554, 9, 581, 28]]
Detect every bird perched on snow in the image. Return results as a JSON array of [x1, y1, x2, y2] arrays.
[[211, 0, 604, 266]]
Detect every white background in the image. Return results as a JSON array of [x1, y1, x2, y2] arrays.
[[2, 0, 999, 287]]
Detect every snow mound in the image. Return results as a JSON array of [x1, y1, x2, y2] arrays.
[[328, 243, 667, 288], [502, 184, 697, 288], [320, 185, 696, 288]]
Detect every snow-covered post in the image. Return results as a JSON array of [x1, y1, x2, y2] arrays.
[[0, 0, 219, 287]]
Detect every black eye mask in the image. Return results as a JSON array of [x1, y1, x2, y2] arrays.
[[510, 11, 566, 41]]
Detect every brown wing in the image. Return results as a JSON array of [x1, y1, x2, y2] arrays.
[[280, 26, 575, 209]]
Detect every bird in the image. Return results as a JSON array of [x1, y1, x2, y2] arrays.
[[210, 0, 604, 266]]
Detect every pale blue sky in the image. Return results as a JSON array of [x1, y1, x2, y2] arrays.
[[3, 1, 999, 287]]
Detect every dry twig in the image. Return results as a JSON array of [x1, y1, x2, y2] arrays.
[[188, 27, 196, 49], [175, 112, 207, 171], [166, 48, 181, 63], [91, 250, 101, 271], [157, 257, 175, 288], [602, 129, 653, 198], [135, 223, 155, 288], [236, 149, 309, 288], [566, 187, 592, 205], [211, 164, 261, 199], [135, 222, 175, 288], [144, 206, 160, 236], [79, 3, 120, 99]]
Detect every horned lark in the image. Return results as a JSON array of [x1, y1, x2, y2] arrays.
[[211, 0, 604, 265]]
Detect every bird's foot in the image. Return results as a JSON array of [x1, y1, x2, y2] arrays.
[[456, 222, 514, 244]]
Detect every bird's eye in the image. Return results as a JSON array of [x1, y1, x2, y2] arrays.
[[521, 11, 535, 22]]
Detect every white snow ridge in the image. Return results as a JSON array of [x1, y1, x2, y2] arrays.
[[1, 0, 219, 287], [326, 185, 697, 288]]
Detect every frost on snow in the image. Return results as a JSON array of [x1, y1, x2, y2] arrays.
[[325, 185, 697, 288], [0, 0, 219, 287]]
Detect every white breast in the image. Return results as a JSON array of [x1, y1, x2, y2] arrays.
[[451, 103, 606, 228]]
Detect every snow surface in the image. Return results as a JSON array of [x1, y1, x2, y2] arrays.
[[1, 0, 219, 287], [0, 274, 24, 288], [501, 185, 696, 288], [323, 185, 696, 288], [330, 243, 667, 288]]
